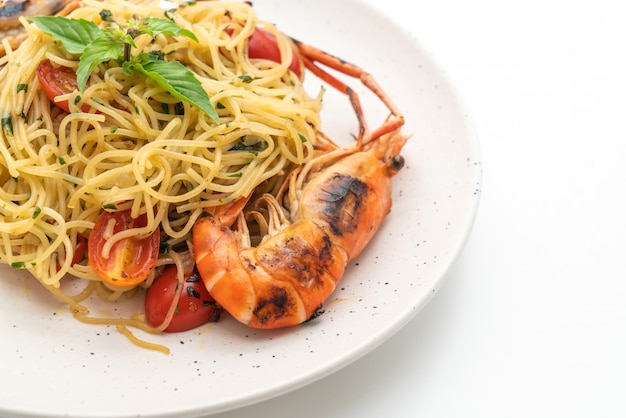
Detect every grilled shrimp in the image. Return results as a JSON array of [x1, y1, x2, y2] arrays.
[[0, 0, 80, 56], [192, 41, 407, 329]]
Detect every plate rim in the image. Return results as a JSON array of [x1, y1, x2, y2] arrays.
[[0, 0, 482, 416]]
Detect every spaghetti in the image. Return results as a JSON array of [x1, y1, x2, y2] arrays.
[[0, 0, 323, 349]]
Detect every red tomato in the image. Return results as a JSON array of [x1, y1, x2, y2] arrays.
[[57, 235, 87, 272], [88, 208, 160, 288], [247, 27, 303, 78], [144, 264, 221, 332], [36, 59, 90, 113], [72, 235, 88, 265]]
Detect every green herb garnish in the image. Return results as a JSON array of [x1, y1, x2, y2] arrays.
[[186, 271, 201, 283], [27, 15, 218, 123], [230, 138, 268, 155], [159, 241, 171, 254], [186, 286, 201, 299], [2, 116, 13, 137]]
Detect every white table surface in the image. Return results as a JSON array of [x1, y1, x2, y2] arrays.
[[206, 0, 626, 417]]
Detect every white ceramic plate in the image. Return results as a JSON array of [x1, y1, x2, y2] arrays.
[[0, 1, 481, 417]]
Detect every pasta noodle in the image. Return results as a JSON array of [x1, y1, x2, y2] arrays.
[[0, 0, 323, 347]]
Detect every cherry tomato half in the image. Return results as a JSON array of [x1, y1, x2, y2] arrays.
[[36, 59, 90, 113], [88, 208, 160, 288], [247, 27, 303, 78], [145, 264, 221, 332]]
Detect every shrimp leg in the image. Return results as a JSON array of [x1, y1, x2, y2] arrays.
[[293, 39, 405, 143]]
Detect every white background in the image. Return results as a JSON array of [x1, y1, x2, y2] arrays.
[[208, 0, 626, 417]]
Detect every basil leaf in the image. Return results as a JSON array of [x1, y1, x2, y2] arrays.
[[141, 17, 198, 42], [29, 15, 216, 121], [76, 37, 124, 91], [131, 57, 218, 123], [28, 16, 103, 54]]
